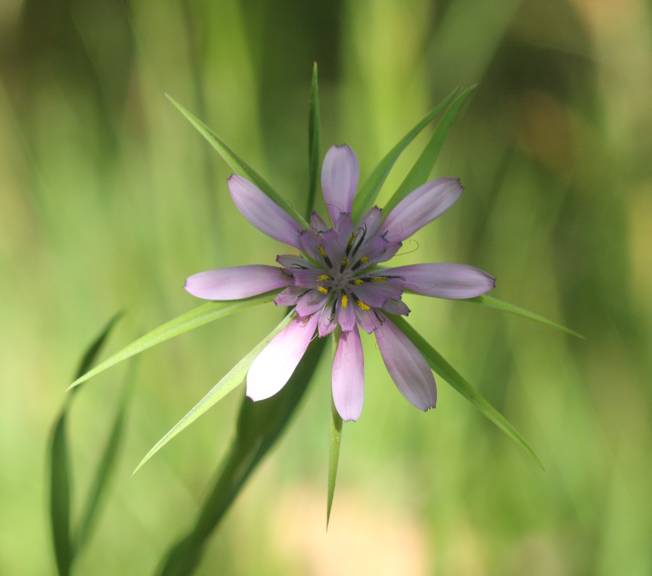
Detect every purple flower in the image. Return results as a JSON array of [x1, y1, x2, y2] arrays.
[[185, 145, 495, 421]]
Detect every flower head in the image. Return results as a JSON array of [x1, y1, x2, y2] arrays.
[[185, 145, 495, 421]]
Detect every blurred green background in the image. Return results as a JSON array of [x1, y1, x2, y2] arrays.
[[2, 0, 651, 574]]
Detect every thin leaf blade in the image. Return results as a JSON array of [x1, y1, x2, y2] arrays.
[[306, 62, 321, 220], [383, 85, 477, 214], [389, 315, 542, 468], [133, 314, 293, 474], [70, 293, 276, 390], [351, 87, 460, 221], [167, 94, 308, 228], [467, 295, 584, 339]]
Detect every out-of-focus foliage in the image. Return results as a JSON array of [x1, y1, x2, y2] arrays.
[[1, 0, 651, 574]]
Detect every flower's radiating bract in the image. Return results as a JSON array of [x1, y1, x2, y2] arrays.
[[186, 146, 495, 420]]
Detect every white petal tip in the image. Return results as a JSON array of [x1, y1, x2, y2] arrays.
[[245, 386, 269, 402], [342, 415, 360, 423]]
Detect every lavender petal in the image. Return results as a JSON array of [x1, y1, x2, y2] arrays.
[[321, 145, 359, 224], [298, 230, 323, 261], [276, 254, 315, 270], [374, 316, 436, 410], [318, 301, 338, 337], [310, 211, 329, 232], [382, 299, 410, 316], [295, 290, 327, 316], [354, 307, 383, 333], [381, 178, 462, 242], [380, 263, 495, 299], [336, 294, 356, 331], [274, 286, 306, 306], [352, 280, 403, 308], [229, 175, 303, 248]]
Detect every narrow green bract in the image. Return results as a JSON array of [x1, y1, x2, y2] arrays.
[[389, 315, 543, 468], [133, 314, 293, 474], [167, 94, 309, 228], [327, 401, 343, 528], [468, 295, 584, 339], [351, 87, 460, 222], [70, 293, 276, 390], [383, 85, 477, 214], [307, 62, 321, 220]]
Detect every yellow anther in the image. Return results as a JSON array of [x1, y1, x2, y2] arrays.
[[342, 257, 349, 267], [353, 279, 364, 286], [319, 246, 327, 257], [318, 274, 331, 281], [317, 286, 329, 295], [360, 256, 369, 265], [341, 294, 349, 309], [371, 277, 387, 283], [356, 300, 370, 311]]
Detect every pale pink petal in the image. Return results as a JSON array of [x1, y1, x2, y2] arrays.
[[185, 265, 289, 300]]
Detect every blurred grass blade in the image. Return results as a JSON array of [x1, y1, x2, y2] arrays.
[[383, 85, 477, 214], [157, 339, 327, 576], [467, 295, 584, 339], [389, 315, 542, 468], [70, 293, 276, 390], [351, 87, 459, 222], [49, 313, 122, 575], [74, 367, 135, 552], [74, 313, 124, 379], [133, 314, 293, 474], [167, 94, 308, 228], [49, 413, 73, 576], [306, 62, 321, 220], [326, 401, 343, 528]]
